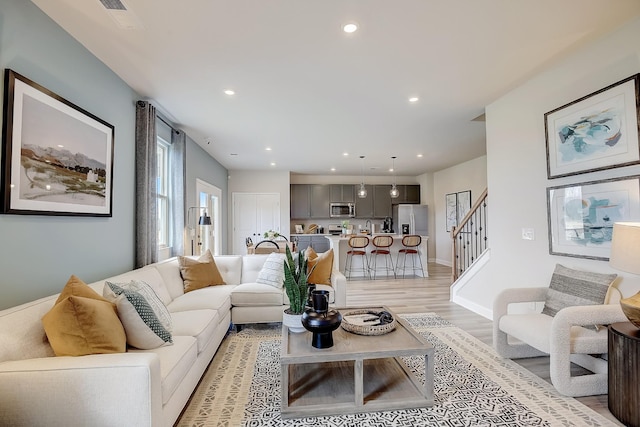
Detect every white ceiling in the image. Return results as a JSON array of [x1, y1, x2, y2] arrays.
[[31, 0, 640, 177]]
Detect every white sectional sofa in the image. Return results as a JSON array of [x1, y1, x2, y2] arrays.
[[0, 254, 346, 427]]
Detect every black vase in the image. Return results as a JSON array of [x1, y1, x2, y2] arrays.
[[301, 309, 342, 349]]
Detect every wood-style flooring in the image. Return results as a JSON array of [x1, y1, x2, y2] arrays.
[[345, 262, 622, 425]]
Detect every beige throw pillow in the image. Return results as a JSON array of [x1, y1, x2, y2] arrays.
[[305, 247, 334, 286], [178, 250, 226, 293]]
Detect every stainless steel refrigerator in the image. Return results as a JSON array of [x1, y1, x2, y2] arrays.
[[393, 204, 428, 235]]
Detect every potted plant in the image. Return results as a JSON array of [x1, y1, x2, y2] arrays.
[[282, 245, 313, 333]]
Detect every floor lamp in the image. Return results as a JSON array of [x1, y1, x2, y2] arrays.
[[187, 206, 212, 255]]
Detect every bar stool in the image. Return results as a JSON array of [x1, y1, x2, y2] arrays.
[[368, 235, 395, 279], [345, 235, 370, 280], [395, 235, 425, 278]]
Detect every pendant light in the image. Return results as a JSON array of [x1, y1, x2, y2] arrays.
[[357, 155, 368, 198], [390, 156, 400, 198]]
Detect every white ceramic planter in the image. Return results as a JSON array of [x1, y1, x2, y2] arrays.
[[282, 310, 305, 333]]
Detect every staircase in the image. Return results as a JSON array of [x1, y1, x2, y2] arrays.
[[451, 189, 488, 282]]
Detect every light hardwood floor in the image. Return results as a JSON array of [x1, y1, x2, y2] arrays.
[[346, 262, 622, 425]]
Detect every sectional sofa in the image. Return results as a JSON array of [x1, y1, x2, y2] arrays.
[[0, 253, 346, 427]]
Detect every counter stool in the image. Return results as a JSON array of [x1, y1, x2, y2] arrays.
[[395, 235, 425, 278], [345, 235, 370, 280], [368, 235, 395, 279]]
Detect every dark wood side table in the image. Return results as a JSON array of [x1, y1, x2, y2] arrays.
[[608, 322, 640, 427]]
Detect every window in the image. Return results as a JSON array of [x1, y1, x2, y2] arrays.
[[157, 136, 170, 247]]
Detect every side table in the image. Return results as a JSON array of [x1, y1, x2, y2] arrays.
[[608, 322, 640, 427]]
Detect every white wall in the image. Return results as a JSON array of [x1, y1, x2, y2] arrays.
[[432, 156, 488, 265], [459, 16, 640, 316], [227, 170, 291, 250]]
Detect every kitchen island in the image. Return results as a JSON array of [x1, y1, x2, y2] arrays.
[[325, 234, 429, 278]]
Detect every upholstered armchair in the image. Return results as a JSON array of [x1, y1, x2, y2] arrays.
[[493, 265, 627, 397]]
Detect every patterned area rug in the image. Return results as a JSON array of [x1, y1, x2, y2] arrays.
[[177, 313, 617, 426]]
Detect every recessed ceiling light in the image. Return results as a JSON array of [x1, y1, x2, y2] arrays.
[[330, 167, 336, 172], [389, 167, 394, 172], [417, 154, 423, 158], [265, 147, 272, 151], [270, 162, 276, 166], [343, 22, 358, 33], [343, 152, 349, 156], [57, 144, 64, 148], [409, 97, 419, 103], [224, 89, 235, 95]]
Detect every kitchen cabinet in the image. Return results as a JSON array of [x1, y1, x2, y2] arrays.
[[310, 185, 330, 218], [330, 184, 355, 202], [354, 185, 374, 218], [373, 185, 393, 218], [290, 184, 310, 219], [392, 185, 421, 204], [294, 235, 330, 253]]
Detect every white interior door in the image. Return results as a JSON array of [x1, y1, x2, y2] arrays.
[[232, 193, 280, 255]]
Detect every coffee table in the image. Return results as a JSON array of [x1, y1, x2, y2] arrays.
[[280, 307, 434, 418]]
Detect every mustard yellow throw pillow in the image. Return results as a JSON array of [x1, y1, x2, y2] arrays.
[[305, 247, 334, 286], [42, 276, 126, 356], [178, 250, 226, 293]]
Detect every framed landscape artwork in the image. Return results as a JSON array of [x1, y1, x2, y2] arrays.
[[547, 175, 640, 260], [456, 190, 472, 225], [544, 74, 640, 179], [445, 192, 457, 232], [1, 69, 114, 216]]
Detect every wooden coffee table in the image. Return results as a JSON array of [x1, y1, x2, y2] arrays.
[[280, 307, 434, 418]]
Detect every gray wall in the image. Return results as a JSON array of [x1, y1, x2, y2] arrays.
[[0, 1, 130, 308], [186, 136, 229, 254]]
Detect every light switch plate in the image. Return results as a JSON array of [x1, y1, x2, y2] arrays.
[[522, 228, 535, 240]]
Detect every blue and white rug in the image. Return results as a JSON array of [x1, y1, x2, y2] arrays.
[[177, 313, 617, 426]]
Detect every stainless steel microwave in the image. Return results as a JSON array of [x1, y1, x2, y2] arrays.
[[330, 202, 355, 218]]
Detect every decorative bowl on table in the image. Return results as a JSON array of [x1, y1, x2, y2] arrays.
[[301, 309, 342, 348], [340, 309, 396, 336]]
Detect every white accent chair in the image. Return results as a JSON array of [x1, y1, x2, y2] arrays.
[[493, 286, 627, 397]]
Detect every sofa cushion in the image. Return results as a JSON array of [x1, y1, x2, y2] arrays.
[[170, 309, 220, 353], [231, 283, 284, 306], [213, 256, 243, 286], [129, 335, 198, 405], [241, 255, 271, 284], [104, 282, 173, 350], [167, 285, 234, 313], [42, 276, 126, 356], [104, 280, 173, 332], [541, 264, 617, 330], [90, 267, 173, 307], [255, 252, 286, 288], [306, 247, 334, 286], [178, 250, 226, 292]]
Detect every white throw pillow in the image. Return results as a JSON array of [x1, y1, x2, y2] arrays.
[[104, 280, 173, 332], [256, 253, 286, 288], [104, 282, 173, 350]]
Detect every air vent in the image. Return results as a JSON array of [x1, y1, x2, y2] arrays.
[[99, 0, 126, 10], [98, 0, 144, 29]]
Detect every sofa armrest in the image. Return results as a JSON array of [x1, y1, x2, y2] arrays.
[[331, 269, 347, 308], [493, 287, 548, 322], [0, 353, 162, 427], [552, 304, 627, 332]]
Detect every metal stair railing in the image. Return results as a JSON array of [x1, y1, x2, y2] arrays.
[[451, 189, 488, 282]]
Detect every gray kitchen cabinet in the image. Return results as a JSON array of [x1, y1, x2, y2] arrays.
[[330, 184, 355, 202], [290, 184, 310, 219], [310, 184, 330, 218], [294, 235, 330, 252], [373, 185, 393, 218], [391, 185, 421, 204], [354, 185, 373, 218]]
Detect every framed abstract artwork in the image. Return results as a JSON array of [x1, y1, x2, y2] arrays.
[[544, 74, 640, 179], [1, 69, 114, 216], [456, 190, 472, 225], [547, 175, 640, 260], [445, 192, 457, 232]]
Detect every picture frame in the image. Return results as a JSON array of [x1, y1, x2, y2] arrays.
[[547, 175, 640, 260], [294, 224, 304, 234], [456, 190, 472, 226], [1, 69, 114, 216], [445, 192, 457, 232], [544, 74, 640, 179]]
